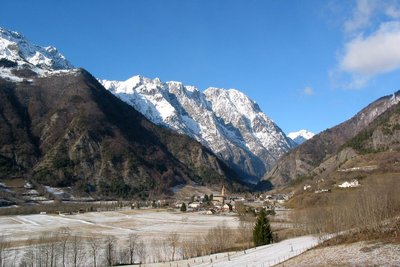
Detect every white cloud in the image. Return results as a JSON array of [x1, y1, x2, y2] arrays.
[[339, 21, 400, 76], [332, 0, 400, 89], [386, 4, 400, 19], [344, 0, 377, 33], [303, 87, 315, 95]]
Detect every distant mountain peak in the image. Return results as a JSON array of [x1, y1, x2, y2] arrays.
[[288, 129, 315, 145], [0, 27, 74, 80]]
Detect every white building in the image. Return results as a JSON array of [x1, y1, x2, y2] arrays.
[[338, 179, 360, 188]]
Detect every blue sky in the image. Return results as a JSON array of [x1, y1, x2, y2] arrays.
[[1, 0, 400, 134]]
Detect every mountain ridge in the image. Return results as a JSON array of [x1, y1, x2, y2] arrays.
[[100, 76, 295, 184], [262, 91, 400, 187], [0, 27, 74, 72]]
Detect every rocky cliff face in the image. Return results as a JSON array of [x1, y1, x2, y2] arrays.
[[100, 77, 295, 184], [263, 91, 400, 187]]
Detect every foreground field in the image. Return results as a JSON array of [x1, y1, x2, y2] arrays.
[[141, 235, 320, 267], [275, 241, 400, 266], [0, 209, 246, 266]]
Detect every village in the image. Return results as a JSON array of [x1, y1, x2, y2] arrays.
[[0, 177, 293, 217], [0, 182, 299, 267], [1, 175, 363, 217], [144, 185, 291, 215]]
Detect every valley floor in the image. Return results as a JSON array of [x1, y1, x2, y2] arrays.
[[2, 209, 398, 266], [0, 209, 239, 243]]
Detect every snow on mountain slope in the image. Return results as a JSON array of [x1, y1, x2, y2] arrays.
[[0, 27, 74, 81], [0, 27, 294, 184], [100, 77, 295, 183], [288, 129, 315, 145]]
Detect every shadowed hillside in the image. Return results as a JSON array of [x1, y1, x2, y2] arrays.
[[0, 68, 246, 199]]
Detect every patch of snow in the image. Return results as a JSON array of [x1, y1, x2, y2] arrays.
[[44, 186, 71, 199], [338, 165, 378, 172], [23, 182, 33, 189], [143, 235, 321, 267], [314, 189, 329, 194], [303, 184, 312, 191], [22, 189, 39, 195], [0, 67, 24, 82], [181, 115, 201, 136]]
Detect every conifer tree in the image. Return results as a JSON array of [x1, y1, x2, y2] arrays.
[[203, 194, 209, 203], [180, 202, 187, 212], [253, 208, 273, 246]]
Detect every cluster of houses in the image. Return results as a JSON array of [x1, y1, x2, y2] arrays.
[[174, 186, 239, 213], [303, 179, 361, 194], [168, 186, 291, 214]]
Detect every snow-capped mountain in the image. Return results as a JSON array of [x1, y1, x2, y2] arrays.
[[0, 27, 245, 197], [0, 27, 74, 81], [0, 26, 295, 184], [100, 76, 295, 183], [288, 130, 315, 145]]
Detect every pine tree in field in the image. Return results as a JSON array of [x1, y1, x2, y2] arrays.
[[180, 202, 187, 212], [253, 208, 273, 246]]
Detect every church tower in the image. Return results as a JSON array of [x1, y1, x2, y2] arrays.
[[221, 185, 225, 204]]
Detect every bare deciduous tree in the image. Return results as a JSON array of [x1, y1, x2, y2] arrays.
[[237, 220, 254, 250], [136, 240, 146, 265], [180, 236, 204, 259], [88, 236, 102, 267], [166, 232, 179, 261], [127, 233, 138, 265], [204, 222, 235, 254], [150, 239, 162, 263], [0, 235, 10, 267], [104, 235, 117, 266], [70, 234, 84, 267], [58, 227, 71, 267], [20, 239, 35, 267]]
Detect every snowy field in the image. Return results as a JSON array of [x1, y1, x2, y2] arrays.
[[1, 209, 329, 266], [0, 210, 243, 266], [0, 209, 240, 243], [141, 235, 321, 267]]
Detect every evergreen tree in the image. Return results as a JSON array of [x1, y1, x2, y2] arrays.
[[253, 208, 273, 246], [203, 194, 209, 203], [180, 202, 187, 212]]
